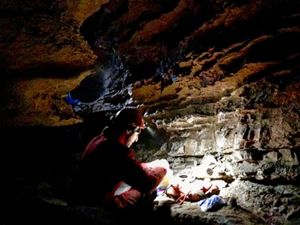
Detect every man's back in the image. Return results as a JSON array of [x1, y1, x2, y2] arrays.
[[69, 131, 161, 208]]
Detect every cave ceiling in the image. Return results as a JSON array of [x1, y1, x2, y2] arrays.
[[0, 0, 299, 129]]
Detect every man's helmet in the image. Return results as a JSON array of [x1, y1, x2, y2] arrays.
[[111, 107, 145, 131]]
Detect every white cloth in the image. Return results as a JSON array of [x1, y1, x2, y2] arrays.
[[114, 182, 132, 196]]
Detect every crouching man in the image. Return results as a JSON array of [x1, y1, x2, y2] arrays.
[[69, 107, 168, 220]]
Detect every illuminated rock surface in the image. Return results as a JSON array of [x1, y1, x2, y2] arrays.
[[1, 0, 299, 224]]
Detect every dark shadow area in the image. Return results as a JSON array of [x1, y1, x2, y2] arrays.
[[70, 70, 107, 103], [0, 123, 174, 225], [0, 125, 93, 225]]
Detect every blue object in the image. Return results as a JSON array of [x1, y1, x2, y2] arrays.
[[198, 195, 226, 212], [64, 93, 80, 106]]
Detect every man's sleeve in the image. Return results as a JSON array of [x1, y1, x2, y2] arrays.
[[121, 152, 167, 192]]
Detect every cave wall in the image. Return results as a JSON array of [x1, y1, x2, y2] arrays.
[[0, 0, 300, 224], [0, 0, 107, 127], [67, 0, 300, 223]]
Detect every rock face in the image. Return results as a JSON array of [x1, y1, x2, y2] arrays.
[[0, 0, 106, 126], [1, 0, 300, 224]]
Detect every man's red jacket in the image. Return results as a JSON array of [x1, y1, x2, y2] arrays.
[[70, 129, 165, 207]]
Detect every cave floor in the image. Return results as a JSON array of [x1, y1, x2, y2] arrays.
[[3, 190, 267, 225]]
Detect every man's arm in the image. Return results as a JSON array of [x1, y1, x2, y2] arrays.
[[121, 153, 167, 193]]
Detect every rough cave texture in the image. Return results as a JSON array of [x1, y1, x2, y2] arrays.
[[0, 0, 107, 127], [1, 0, 300, 225]]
